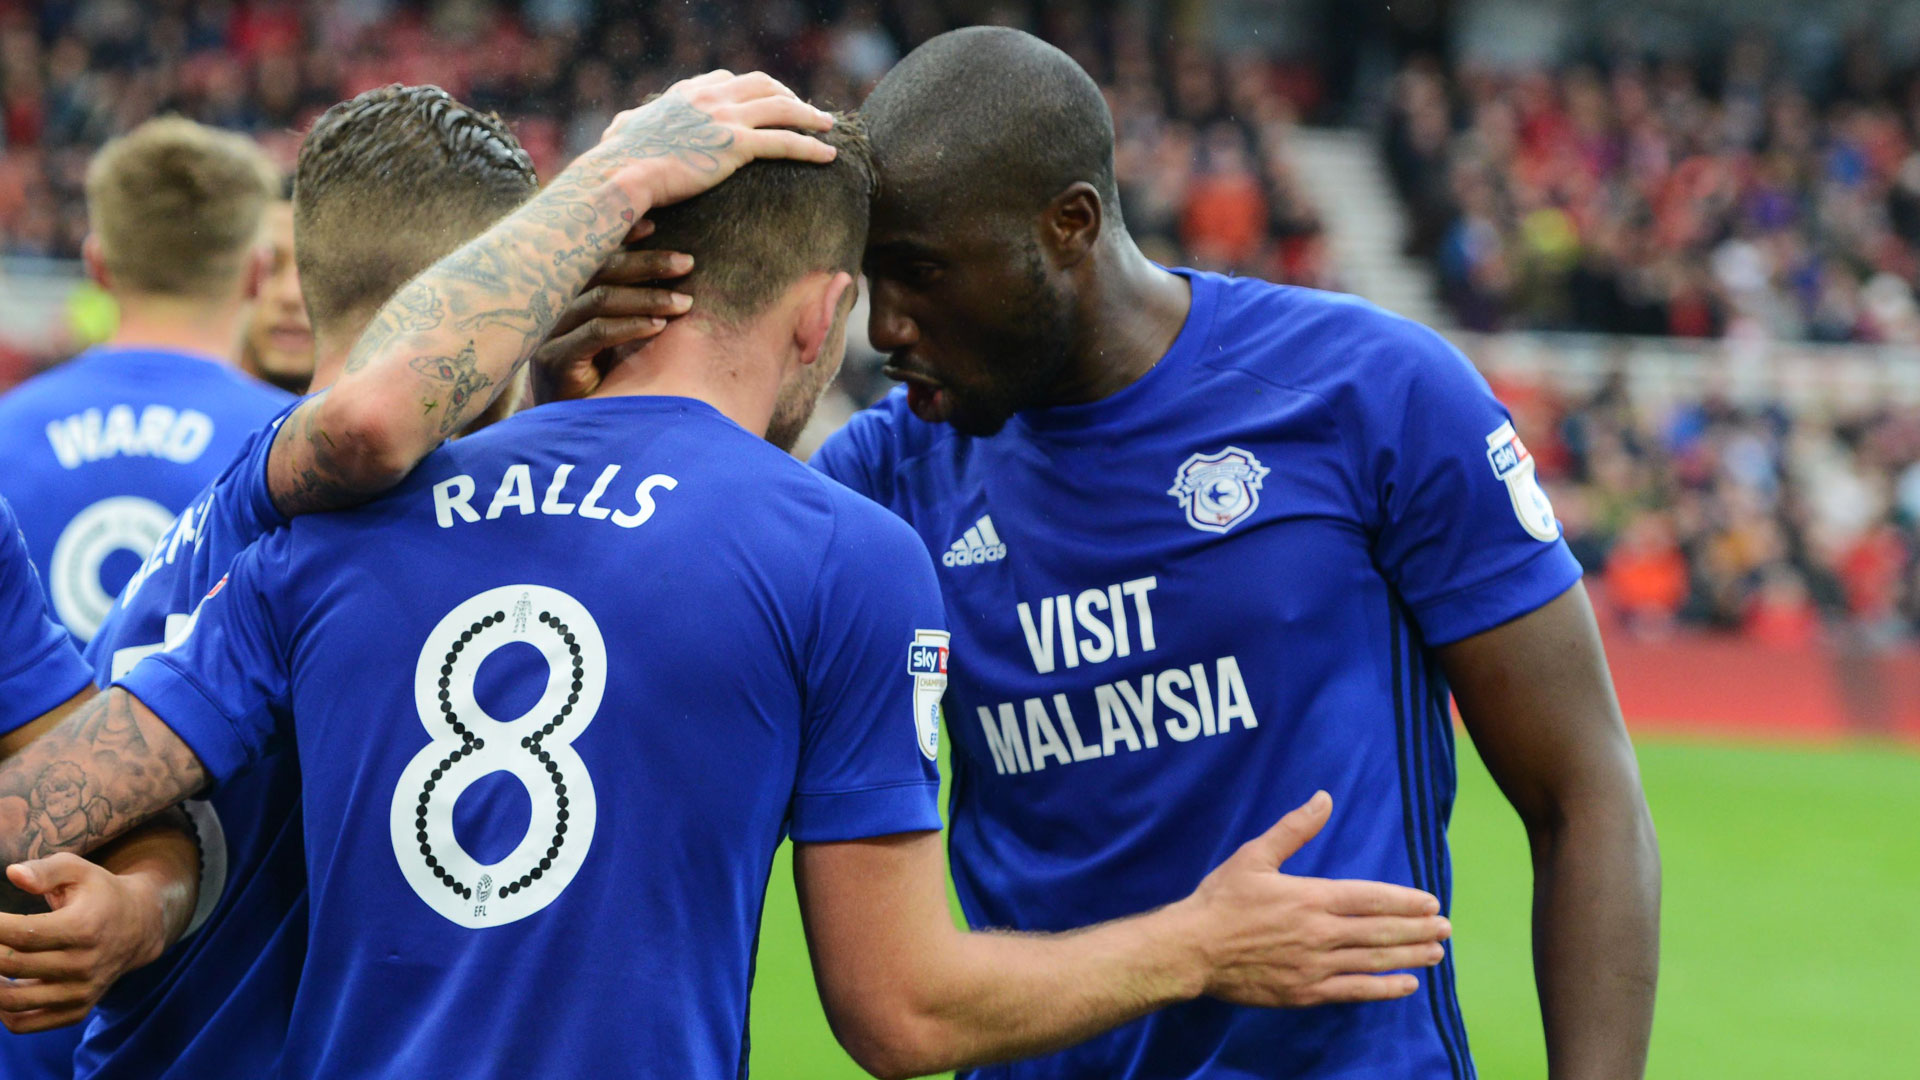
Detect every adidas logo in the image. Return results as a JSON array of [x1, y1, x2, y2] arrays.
[[942, 515, 1008, 567]]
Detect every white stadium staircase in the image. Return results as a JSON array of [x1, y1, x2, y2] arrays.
[[1288, 128, 1451, 330]]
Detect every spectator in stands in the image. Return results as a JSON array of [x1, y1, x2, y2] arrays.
[[1605, 512, 1690, 635], [1388, 36, 1920, 344]]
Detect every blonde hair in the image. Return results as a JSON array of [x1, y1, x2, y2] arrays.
[[85, 117, 280, 300]]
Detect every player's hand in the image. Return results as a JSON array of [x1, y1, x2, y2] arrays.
[[1173, 792, 1451, 1008], [593, 70, 835, 213], [0, 854, 173, 1032], [531, 240, 695, 404]]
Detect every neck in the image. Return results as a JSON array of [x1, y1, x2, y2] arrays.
[[591, 321, 781, 437], [309, 305, 384, 393], [1052, 235, 1191, 405], [308, 337, 353, 394], [106, 294, 248, 365]]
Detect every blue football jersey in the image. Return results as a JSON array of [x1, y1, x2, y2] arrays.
[[812, 270, 1583, 1080], [0, 346, 291, 645], [0, 492, 90, 1077], [119, 395, 946, 1079], [0, 493, 91, 734], [0, 486, 93, 1080], [73, 401, 307, 1080], [0, 349, 285, 1079]]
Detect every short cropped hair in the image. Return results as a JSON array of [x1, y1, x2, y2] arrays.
[[84, 117, 279, 299], [294, 85, 538, 334], [635, 112, 876, 324], [861, 27, 1119, 223]]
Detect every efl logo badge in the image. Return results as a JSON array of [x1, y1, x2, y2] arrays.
[[1485, 421, 1560, 542], [908, 630, 949, 761], [1168, 447, 1271, 534]]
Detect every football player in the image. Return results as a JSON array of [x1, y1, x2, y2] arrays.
[[807, 28, 1660, 1080]]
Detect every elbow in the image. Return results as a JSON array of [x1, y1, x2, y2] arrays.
[[1533, 772, 1662, 870], [312, 393, 421, 495], [833, 1007, 955, 1080]]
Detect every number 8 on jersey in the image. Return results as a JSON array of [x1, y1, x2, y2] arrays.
[[391, 585, 606, 928]]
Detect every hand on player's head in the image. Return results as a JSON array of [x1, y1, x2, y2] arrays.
[[595, 70, 837, 214], [1177, 792, 1451, 1009], [530, 241, 698, 404]]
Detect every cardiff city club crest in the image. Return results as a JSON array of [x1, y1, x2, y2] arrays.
[[1168, 447, 1271, 534]]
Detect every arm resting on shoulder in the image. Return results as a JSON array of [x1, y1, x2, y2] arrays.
[[265, 73, 834, 517]]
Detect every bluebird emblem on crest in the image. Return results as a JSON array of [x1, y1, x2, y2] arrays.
[[1168, 447, 1271, 534]]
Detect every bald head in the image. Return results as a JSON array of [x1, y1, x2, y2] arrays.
[[862, 26, 1118, 224]]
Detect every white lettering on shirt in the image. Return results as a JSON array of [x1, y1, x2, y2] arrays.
[[432, 460, 678, 532], [485, 464, 536, 519], [610, 475, 677, 528], [45, 405, 215, 468], [577, 465, 620, 520], [973, 655, 1256, 776], [1016, 576, 1158, 675], [433, 476, 481, 528]]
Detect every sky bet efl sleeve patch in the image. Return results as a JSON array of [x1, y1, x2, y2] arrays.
[[908, 630, 949, 761]]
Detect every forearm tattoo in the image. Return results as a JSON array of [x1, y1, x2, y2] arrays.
[[274, 94, 734, 515], [0, 691, 207, 873]]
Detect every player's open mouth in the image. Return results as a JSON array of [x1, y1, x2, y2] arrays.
[[884, 364, 953, 425]]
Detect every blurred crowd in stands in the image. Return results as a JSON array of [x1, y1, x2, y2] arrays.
[[1499, 366, 1920, 646], [15, 0, 1920, 647], [0, 0, 1330, 362], [1389, 35, 1920, 344]]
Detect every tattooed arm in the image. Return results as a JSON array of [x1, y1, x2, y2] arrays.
[[265, 70, 837, 517], [0, 689, 205, 896]]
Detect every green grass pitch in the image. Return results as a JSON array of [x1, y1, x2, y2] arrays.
[[743, 735, 1920, 1078]]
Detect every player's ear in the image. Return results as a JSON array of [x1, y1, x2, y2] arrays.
[[239, 243, 271, 303], [82, 234, 110, 289], [796, 270, 855, 369], [1040, 181, 1103, 268]]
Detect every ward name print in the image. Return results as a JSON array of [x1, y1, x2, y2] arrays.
[[44, 403, 217, 468], [391, 585, 605, 928], [980, 576, 1258, 776]]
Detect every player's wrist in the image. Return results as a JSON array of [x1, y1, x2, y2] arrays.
[[562, 152, 658, 223], [105, 867, 174, 969], [1134, 899, 1213, 1004]]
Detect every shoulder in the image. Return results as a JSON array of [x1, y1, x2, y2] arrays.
[[1207, 277, 1470, 385], [810, 387, 959, 503], [1200, 277, 1483, 423], [679, 419, 930, 579], [0, 360, 83, 421], [817, 388, 953, 470], [815, 470, 925, 554], [214, 370, 298, 420]]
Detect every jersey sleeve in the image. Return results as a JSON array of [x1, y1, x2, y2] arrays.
[[217, 399, 296, 541], [1365, 323, 1584, 646], [790, 491, 945, 843], [808, 390, 906, 505], [114, 534, 293, 785], [85, 401, 301, 684], [0, 497, 90, 735]]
